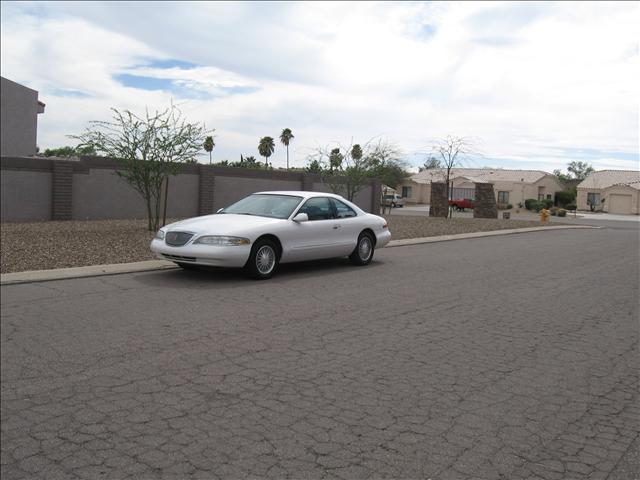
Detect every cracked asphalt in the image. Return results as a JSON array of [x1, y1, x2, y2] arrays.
[[1, 223, 638, 479]]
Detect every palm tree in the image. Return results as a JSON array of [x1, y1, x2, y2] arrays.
[[258, 136, 275, 167], [203, 136, 215, 164], [279, 128, 294, 169]]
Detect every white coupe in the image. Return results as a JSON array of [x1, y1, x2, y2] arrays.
[[150, 191, 391, 279]]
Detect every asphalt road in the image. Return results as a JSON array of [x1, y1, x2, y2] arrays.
[[1, 223, 638, 479]]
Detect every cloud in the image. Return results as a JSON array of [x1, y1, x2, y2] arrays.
[[1, 1, 638, 171]]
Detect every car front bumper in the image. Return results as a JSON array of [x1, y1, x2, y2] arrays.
[[150, 239, 251, 268]]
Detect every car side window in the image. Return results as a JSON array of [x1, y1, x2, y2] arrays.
[[331, 198, 357, 219], [298, 197, 334, 221]]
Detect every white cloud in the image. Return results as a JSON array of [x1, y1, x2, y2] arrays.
[[1, 1, 638, 171]]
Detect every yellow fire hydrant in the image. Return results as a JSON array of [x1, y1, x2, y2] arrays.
[[540, 208, 551, 225]]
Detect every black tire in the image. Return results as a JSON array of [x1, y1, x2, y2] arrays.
[[176, 262, 199, 270], [244, 238, 279, 279], [349, 231, 375, 266]]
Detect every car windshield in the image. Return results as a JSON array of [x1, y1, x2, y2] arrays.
[[222, 194, 303, 219]]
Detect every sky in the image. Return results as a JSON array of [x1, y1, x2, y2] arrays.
[[1, 1, 638, 173]]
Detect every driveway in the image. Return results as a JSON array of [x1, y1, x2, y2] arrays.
[[1, 226, 638, 479]]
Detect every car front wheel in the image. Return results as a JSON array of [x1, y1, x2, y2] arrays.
[[349, 232, 375, 266], [244, 239, 279, 279]]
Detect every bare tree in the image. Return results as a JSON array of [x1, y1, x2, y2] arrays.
[[429, 135, 480, 218], [73, 104, 211, 231]]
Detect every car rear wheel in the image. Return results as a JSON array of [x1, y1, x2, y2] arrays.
[[244, 239, 279, 279], [349, 231, 375, 266]]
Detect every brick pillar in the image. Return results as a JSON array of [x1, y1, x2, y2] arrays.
[[473, 183, 498, 218], [301, 174, 314, 191], [429, 182, 448, 217], [198, 165, 215, 215], [52, 161, 73, 220], [370, 179, 382, 215]]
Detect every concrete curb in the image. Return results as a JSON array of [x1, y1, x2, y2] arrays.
[[1, 225, 600, 285]]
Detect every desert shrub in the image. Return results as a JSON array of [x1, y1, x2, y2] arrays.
[[541, 199, 554, 209], [555, 189, 576, 207], [557, 209, 567, 217], [550, 207, 559, 216], [524, 198, 539, 210], [565, 203, 577, 211]]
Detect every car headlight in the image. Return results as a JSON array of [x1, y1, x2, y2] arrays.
[[155, 229, 165, 240], [193, 236, 251, 246]]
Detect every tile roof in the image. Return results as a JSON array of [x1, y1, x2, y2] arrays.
[[410, 168, 550, 184], [577, 170, 640, 190]]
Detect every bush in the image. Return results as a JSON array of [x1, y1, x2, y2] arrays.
[[541, 199, 554, 209], [524, 198, 539, 210], [555, 189, 576, 207], [565, 203, 577, 211], [550, 207, 559, 216], [557, 209, 567, 217], [507, 203, 513, 209]]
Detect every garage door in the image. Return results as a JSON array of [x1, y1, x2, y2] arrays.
[[608, 194, 633, 214]]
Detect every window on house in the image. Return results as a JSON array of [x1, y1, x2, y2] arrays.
[[497, 191, 509, 204], [546, 194, 552, 200], [401, 186, 412, 198], [587, 193, 601, 205]]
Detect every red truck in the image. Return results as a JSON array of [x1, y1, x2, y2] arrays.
[[449, 198, 474, 211]]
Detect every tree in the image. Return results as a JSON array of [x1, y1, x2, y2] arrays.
[[553, 169, 572, 184], [307, 139, 410, 202], [365, 140, 409, 189], [258, 136, 275, 167], [429, 135, 479, 218], [567, 161, 594, 180], [279, 128, 294, 170], [419, 156, 442, 171], [203, 136, 215, 164], [42, 145, 96, 157], [73, 104, 211, 231]]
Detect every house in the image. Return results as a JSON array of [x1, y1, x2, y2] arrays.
[[398, 168, 564, 207], [576, 170, 640, 215], [0, 76, 45, 157]]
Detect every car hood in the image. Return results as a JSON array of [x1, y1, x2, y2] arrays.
[[164, 214, 284, 236]]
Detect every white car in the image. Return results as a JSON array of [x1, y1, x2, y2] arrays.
[[151, 191, 392, 279]]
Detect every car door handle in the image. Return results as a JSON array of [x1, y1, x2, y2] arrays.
[[333, 225, 341, 229]]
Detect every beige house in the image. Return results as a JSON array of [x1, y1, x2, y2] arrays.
[[398, 168, 564, 207], [576, 170, 640, 215]]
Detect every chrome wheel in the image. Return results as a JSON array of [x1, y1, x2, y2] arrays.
[[358, 236, 372, 261], [255, 245, 276, 275]]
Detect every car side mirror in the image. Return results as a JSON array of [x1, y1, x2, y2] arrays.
[[292, 213, 309, 222], [216, 208, 224, 213]]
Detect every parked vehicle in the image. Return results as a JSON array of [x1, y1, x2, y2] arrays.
[[150, 191, 391, 279], [382, 194, 405, 208], [449, 198, 474, 211]]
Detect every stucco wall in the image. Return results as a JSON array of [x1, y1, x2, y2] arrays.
[[1, 170, 52, 221], [0, 77, 40, 157], [1, 156, 381, 221], [72, 169, 199, 220]]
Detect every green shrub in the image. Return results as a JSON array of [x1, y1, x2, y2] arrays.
[[541, 199, 554, 209], [555, 189, 576, 207], [557, 209, 567, 217], [524, 198, 539, 210], [565, 203, 577, 211], [507, 203, 513, 209]]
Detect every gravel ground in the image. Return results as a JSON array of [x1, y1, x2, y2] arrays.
[[2, 215, 545, 273], [383, 214, 543, 240]]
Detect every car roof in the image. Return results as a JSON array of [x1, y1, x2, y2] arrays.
[[254, 191, 347, 200]]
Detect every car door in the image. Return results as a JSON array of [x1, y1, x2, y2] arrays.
[[284, 197, 342, 262], [330, 198, 361, 256]]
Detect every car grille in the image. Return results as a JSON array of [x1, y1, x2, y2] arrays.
[[162, 254, 197, 262], [165, 231, 194, 247]]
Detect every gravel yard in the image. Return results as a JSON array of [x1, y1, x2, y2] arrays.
[[2, 215, 543, 273]]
